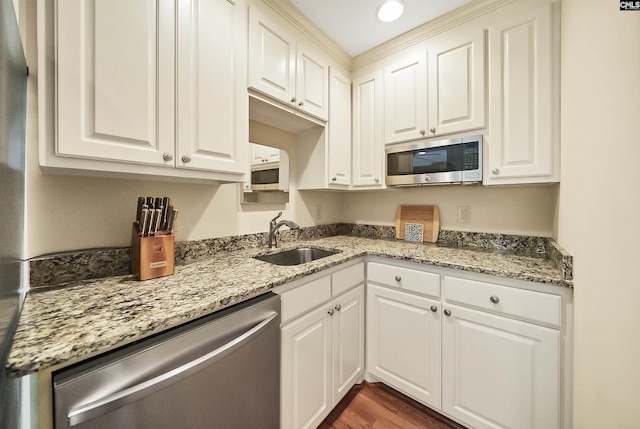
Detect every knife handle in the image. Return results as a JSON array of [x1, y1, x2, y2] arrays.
[[153, 208, 162, 235], [136, 197, 145, 225], [139, 208, 149, 237]]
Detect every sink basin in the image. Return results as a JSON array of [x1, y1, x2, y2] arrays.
[[254, 247, 340, 266]]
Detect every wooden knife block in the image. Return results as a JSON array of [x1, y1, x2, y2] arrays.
[[131, 223, 175, 281]]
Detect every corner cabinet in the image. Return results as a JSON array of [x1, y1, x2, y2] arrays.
[[280, 263, 365, 429], [248, 7, 328, 121], [485, 2, 560, 185], [39, 0, 248, 183], [365, 259, 572, 429]]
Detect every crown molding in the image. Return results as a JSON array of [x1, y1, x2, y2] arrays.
[[261, 0, 353, 71], [352, 0, 514, 70]]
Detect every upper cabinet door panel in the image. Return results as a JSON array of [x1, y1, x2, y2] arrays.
[[384, 55, 428, 144], [56, 0, 174, 165], [352, 71, 384, 188], [486, 3, 558, 184], [328, 68, 351, 187], [296, 46, 329, 120], [428, 28, 485, 136], [248, 8, 296, 104], [176, 0, 247, 174]]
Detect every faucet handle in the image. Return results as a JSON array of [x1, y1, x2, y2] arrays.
[[270, 211, 283, 223]]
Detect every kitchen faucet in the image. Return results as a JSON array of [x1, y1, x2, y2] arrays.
[[268, 212, 299, 248]]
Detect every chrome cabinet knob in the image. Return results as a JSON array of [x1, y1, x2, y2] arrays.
[[395, 275, 402, 282], [490, 296, 500, 304], [335, 304, 341, 312], [290, 97, 296, 103], [492, 168, 500, 175], [182, 155, 192, 164], [332, 177, 337, 182], [430, 127, 436, 134], [430, 305, 438, 313], [328, 308, 335, 316], [420, 129, 426, 136], [444, 309, 451, 317], [374, 178, 380, 183], [163, 152, 174, 162], [298, 102, 304, 106]]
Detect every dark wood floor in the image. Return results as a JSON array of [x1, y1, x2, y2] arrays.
[[319, 382, 467, 429]]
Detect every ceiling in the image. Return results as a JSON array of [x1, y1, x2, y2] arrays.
[[289, 0, 474, 57]]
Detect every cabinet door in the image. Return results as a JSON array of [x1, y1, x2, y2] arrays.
[[366, 284, 441, 408], [296, 44, 329, 120], [176, 0, 247, 174], [384, 55, 428, 144], [486, 3, 558, 184], [56, 0, 174, 165], [332, 285, 365, 404], [352, 71, 384, 188], [428, 27, 485, 136], [281, 304, 332, 429], [248, 8, 296, 105], [442, 304, 560, 429], [328, 68, 351, 187]]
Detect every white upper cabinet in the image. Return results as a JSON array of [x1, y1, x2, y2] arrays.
[[249, 7, 328, 121], [44, 0, 248, 182], [485, 2, 559, 185], [352, 70, 385, 189], [428, 26, 486, 137], [384, 55, 428, 144], [55, 0, 174, 166], [327, 68, 352, 187], [175, 0, 248, 174]]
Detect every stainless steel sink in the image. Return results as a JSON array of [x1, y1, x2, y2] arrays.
[[254, 247, 340, 266]]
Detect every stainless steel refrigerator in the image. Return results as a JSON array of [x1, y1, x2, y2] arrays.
[[0, 0, 28, 427]]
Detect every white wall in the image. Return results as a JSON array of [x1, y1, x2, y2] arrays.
[[558, 1, 640, 427], [343, 185, 557, 236]]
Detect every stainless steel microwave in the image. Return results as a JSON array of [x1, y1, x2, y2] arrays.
[[385, 134, 483, 186], [251, 163, 280, 191]]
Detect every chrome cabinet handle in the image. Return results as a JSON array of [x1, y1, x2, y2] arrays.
[[328, 308, 335, 316], [332, 177, 337, 181], [67, 312, 278, 427], [162, 153, 173, 162], [420, 129, 426, 136], [430, 305, 438, 313], [430, 127, 436, 134], [395, 275, 402, 282], [490, 296, 500, 304], [335, 304, 341, 312], [443, 309, 451, 317], [182, 155, 192, 164], [492, 168, 500, 175]]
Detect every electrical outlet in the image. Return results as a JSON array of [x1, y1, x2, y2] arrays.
[[315, 205, 322, 220], [457, 205, 471, 223]]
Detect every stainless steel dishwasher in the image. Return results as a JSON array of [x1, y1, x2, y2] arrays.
[[53, 292, 280, 429]]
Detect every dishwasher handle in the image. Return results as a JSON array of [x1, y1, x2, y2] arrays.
[[68, 311, 279, 427]]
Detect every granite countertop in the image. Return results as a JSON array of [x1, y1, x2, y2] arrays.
[[7, 235, 572, 377]]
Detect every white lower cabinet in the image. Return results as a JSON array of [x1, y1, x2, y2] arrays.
[[280, 264, 365, 429], [441, 304, 560, 429], [365, 260, 569, 429], [366, 284, 442, 409]]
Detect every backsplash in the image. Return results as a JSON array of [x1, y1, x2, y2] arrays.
[[29, 224, 572, 289]]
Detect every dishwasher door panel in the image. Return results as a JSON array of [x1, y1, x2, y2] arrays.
[[54, 293, 280, 429]]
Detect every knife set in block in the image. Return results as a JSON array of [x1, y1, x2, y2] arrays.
[[131, 223, 175, 281], [130, 196, 178, 281]]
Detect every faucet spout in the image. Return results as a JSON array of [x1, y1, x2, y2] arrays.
[[268, 212, 299, 248]]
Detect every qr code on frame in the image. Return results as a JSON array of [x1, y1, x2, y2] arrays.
[[405, 223, 424, 242]]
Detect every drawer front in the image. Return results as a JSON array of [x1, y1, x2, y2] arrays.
[[443, 276, 561, 327], [332, 262, 365, 296], [368, 262, 440, 297], [281, 276, 331, 323]]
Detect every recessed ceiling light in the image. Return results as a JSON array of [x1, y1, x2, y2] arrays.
[[377, 0, 405, 23]]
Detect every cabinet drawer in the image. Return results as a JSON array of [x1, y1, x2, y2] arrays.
[[368, 262, 440, 297], [443, 276, 561, 327], [332, 262, 365, 296], [281, 276, 331, 323]]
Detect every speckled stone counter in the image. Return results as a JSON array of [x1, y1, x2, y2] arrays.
[[7, 235, 572, 377]]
